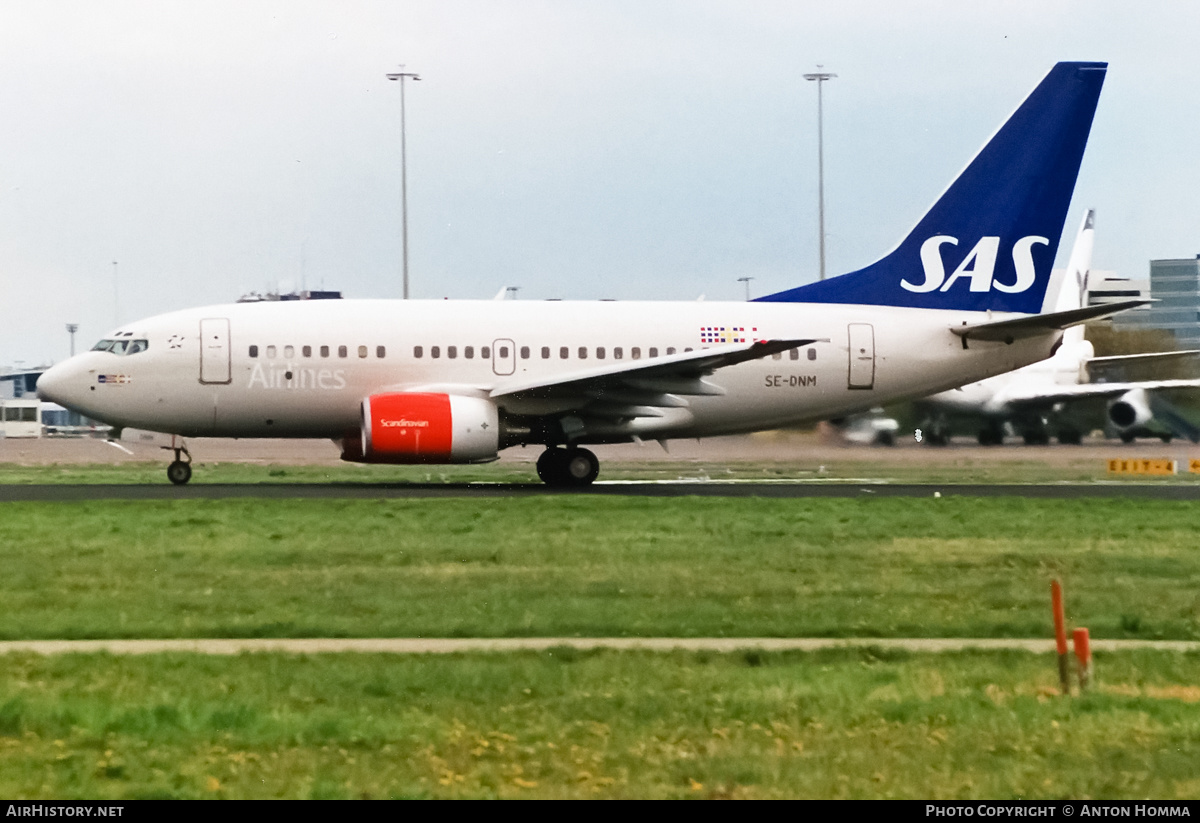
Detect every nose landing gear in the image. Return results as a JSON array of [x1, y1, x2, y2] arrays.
[[162, 438, 193, 485]]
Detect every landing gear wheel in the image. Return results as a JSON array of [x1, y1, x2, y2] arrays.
[[167, 460, 192, 486], [536, 448, 562, 484], [536, 447, 600, 487], [561, 447, 599, 486], [1056, 429, 1082, 445]]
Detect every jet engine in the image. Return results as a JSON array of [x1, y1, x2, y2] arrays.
[[1107, 388, 1153, 431], [342, 392, 499, 464]]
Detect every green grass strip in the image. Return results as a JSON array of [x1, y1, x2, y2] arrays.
[[0, 497, 1197, 640]]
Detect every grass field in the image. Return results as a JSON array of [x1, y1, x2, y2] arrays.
[[0, 496, 1198, 640], [3, 648, 1200, 799], [3, 491, 1200, 798]]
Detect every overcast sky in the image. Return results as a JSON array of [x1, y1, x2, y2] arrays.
[[2, 0, 1199, 366]]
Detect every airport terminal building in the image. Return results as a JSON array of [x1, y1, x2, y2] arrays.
[[1112, 255, 1200, 348]]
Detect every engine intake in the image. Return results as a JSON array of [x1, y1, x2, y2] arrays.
[[1108, 388, 1152, 431], [343, 392, 499, 464]]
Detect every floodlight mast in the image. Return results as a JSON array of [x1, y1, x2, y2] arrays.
[[386, 68, 421, 299], [803, 68, 836, 280]]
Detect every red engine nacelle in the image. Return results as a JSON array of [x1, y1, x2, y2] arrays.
[[342, 392, 499, 464]]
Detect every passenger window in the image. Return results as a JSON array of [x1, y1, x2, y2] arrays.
[[481, 347, 491, 359], [302, 346, 312, 358], [596, 347, 605, 360], [377, 346, 386, 358], [499, 346, 509, 358], [520, 346, 530, 359], [614, 347, 623, 360], [266, 345, 277, 359], [560, 347, 569, 359], [338, 345, 347, 358], [284, 345, 295, 359], [789, 348, 799, 360], [684, 347, 693, 353], [808, 348, 817, 361], [578, 347, 587, 360], [631, 348, 641, 360], [649, 347, 658, 358], [320, 345, 330, 358], [249, 345, 259, 358], [772, 352, 782, 360], [541, 346, 550, 359], [431, 346, 441, 359], [413, 346, 423, 358], [448, 346, 457, 359], [465, 346, 474, 359], [358, 345, 368, 358], [667, 347, 676, 355]]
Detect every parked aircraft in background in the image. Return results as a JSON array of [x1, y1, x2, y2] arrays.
[[915, 210, 1200, 445], [39, 62, 1133, 485]]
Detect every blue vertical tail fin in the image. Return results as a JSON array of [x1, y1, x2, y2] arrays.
[[757, 62, 1107, 314]]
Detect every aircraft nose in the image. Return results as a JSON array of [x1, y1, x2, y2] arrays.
[[36, 360, 83, 408]]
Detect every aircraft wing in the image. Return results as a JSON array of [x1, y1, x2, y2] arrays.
[[1001, 379, 1200, 409], [1087, 350, 1200, 368], [491, 339, 817, 419]]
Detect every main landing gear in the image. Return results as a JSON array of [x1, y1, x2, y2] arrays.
[[536, 446, 600, 487], [162, 438, 193, 486]]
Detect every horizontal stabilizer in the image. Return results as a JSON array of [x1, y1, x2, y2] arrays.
[[951, 300, 1149, 343]]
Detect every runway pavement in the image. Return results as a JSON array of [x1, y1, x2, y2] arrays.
[[4, 480, 1200, 501]]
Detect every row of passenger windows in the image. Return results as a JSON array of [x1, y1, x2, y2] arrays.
[[249, 345, 385, 360], [414, 345, 680, 360], [247, 343, 818, 362], [414, 346, 817, 361]]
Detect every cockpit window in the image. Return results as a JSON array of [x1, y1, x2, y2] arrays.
[[90, 338, 148, 356]]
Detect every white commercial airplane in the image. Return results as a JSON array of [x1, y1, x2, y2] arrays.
[[916, 210, 1200, 446], [39, 61, 1135, 486]]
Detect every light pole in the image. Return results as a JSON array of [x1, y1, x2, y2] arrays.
[[803, 67, 836, 280], [737, 276, 754, 301], [66, 324, 79, 357], [386, 67, 420, 299]]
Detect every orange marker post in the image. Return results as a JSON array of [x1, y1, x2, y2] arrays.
[[1051, 580, 1070, 695], [1073, 627, 1092, 692]]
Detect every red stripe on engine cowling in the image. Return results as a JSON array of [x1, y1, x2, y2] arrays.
[[365, 393, 454, 460]]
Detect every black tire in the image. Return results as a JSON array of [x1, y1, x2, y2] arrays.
[[1120, 432, 1136, 444], [536, 449, 562, 484], [1057, 429, 1082, 445], [167, 460, 192, 486], [561, 447, 600, 486]]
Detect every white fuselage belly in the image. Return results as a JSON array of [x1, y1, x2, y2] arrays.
[[51, 299, 1058, 442]]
